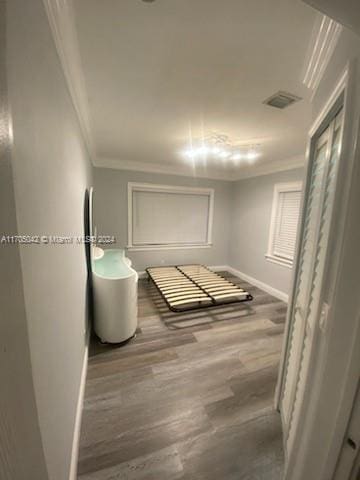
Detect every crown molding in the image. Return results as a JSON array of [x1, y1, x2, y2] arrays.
[[95, 155, 305, 182], [42, 0, 95, 161], [232, 155, 305, 181], [94, 157, 232, 181], [303, 13, 342, 93]]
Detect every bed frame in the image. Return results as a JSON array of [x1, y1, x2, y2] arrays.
[[146, 264, 253, 312]]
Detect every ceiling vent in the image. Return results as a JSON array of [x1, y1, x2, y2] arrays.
[[263, 91, 302, 109]]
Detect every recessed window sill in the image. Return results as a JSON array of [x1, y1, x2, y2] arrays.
[[265, 253, 293, 269], [127, 244, 213, 252]]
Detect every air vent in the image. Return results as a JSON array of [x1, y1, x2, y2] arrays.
[[263, 91, 302, 109]]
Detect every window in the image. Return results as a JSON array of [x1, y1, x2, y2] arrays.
[[127, 183, 214, 250], [266, 182, 302, 267]]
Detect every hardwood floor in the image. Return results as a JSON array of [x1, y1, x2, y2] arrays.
[[78, 272, 286, 479]]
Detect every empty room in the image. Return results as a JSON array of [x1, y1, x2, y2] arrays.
[[1, 1, 360, 480]]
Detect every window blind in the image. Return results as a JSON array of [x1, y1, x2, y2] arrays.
[[273, 190, 302, 260], [129, 184, 213, 247]]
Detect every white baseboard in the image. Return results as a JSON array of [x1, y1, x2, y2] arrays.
[[69, 339, 89, 480], [209, 265, 229, 272], [226, 266, 289, 303]]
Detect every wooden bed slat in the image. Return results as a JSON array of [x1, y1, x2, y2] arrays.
[[189, 275, 221, 280], [154, 279, 192, 286], [151, 274, 184, 280], [195, 278, 229, 283], [212, 292, 249, 300], [161, 286, 201, 294], [148, 269, 178, 274], [152, 273, 184, 280], [205, 285, 244, 292], [196, 281, 232, 287], [183, 272, 209, 276], [180, 270, 211, 275], [165, 292, 208, 301], [154, 278, 186, 284], [205, 290, 244, 296], [169, 297, 212, 306], [164, 292, 202, 298]]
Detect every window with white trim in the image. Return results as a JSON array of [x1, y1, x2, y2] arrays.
[[127, 183, 214, 250], [266, 182, 302, 267]]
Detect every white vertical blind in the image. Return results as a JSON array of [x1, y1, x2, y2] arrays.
[[128, 184, 214, 247], [267, 182, 302, 266], [281, 131, 329, 424], [273, 190, 302, 260], [281, 107, 344, 455]]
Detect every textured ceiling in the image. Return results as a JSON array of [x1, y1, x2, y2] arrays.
[[74, 0, 317, 176]]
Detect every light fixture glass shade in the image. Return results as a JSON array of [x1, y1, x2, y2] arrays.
[[181, 135, 260, 164]]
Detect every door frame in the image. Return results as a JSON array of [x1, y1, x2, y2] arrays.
[[333, 381, 360, 479], [275, 60, 360, 479]]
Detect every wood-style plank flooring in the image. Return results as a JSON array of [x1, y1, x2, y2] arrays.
[[78, 272, 286, 479]]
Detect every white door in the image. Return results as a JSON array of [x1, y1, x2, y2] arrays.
[[278, 106, 344, 453]]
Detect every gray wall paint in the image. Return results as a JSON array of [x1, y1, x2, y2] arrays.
[[229, 168, 305, 295], [0, 2, 48, 478], [94, 165, 305, 298], [5, 0, 93, 478], [93, 168, 232, 271]]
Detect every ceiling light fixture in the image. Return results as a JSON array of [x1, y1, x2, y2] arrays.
[[246, 151, 260, 161], [181, 133, 261, 165], [219, 150, 230, 159]]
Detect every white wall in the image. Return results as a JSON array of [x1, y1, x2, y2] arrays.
[[93, 168, 232, 271], [229, 168, 305, 297], [0, 2, 48, 477], [5, 0, 93, 479]]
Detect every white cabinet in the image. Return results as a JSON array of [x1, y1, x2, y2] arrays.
[[92, 249, 138, 343]]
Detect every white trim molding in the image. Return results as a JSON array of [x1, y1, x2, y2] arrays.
[[265, 254, 292, 269], [309, 66, 349, 137], [69, 341, 88, 480], [128, 244, 213, 252], [303, 13, 342, 93], [42, 0, 95, 161], [127, 182, 214, 250], [232, 155, 305, 181], [95, 155, 305, 182], [95, 157, 232, 181], [227, 266, 289, 303]]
